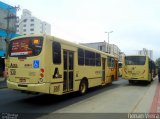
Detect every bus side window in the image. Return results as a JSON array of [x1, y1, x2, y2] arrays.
[[111, 58, 115, 68], [107, 57, 114, 68], [78, 48, 84, 65], [52, 42, 61, 64], [96, 53, 101, 66]]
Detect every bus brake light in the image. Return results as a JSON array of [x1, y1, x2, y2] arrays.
[[40, 68, 44, 80], [40, 73, 44, 78], [40, 68, 44, 73], [6, 68, 8, 77]]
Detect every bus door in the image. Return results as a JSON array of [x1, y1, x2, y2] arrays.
[[63, 50, 74, 92], [102, 58, 106, 84]]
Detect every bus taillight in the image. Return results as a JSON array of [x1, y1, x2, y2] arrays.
[[5, 68, 8, 77], [40, 68, 44, 73], [40, 68, 44, 81], [40, 73, 44, 78]]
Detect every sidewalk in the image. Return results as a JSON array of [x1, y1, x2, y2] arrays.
[[150, 76, 160, 113], [132, 76, 158, 113], [0, 77, 7, 89]]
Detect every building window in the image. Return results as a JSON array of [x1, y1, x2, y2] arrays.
[[31, 19, 34, 22], [23, 19, 27, 22], [23, 24, 26, 27], [30, 28, 34, 31], [23, 29, 26, 32], [99, 46, 103, 51], [30, 24, 34, 26]]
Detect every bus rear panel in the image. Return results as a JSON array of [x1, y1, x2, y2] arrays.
[[7, 36, 50, 93], [122, 55, 154, 83]]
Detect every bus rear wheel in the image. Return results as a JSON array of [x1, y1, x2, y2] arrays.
[[79, 80, 88, 95], [111, 75, 114, 81], [128, 80, 133, 84]]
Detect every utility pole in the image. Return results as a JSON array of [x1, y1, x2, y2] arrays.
[[4, 5, 20, 58], [105, 31, 113, 54]]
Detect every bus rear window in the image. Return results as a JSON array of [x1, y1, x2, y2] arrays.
[[9, 37, 43, 57], [125, 56, 146, 65]]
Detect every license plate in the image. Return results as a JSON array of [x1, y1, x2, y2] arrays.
[[19, 79, 26, 83]]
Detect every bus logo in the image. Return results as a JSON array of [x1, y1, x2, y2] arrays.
[[33, 60, 40, 68]]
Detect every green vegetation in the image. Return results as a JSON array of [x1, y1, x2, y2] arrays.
[[156, 58, 160, 66]]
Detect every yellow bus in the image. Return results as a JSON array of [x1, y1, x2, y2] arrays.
[[107, 56, 118, 81], [6, 34, 118, 95], [122, 55, 156, 84]]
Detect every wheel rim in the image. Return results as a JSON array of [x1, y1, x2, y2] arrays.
[[81, 83, 86, 94]]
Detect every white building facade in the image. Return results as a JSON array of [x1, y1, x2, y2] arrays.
[[138, 48, 153, 60], [16, 9, 51, 35], [109, 44, 121, 59], [119, 52, 125, 62]]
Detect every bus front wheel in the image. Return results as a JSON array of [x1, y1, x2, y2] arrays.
[[79, 80, 88, 95]]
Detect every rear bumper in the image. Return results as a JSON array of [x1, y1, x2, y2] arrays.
[[7, 80, 50, 94], [123, 77, 149, 81]]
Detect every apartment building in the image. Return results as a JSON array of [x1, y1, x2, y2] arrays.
[[16, 9, 51, 35], [0, 1, 19, 76], [138, 48, 153, 60], [110, 44, 121, 59]]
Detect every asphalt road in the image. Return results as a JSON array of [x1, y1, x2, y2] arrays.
[[0, 78, 157, 119]]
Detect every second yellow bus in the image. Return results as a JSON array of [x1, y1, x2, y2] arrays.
[[122, 55, 156, 84]]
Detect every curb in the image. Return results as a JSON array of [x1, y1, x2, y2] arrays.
[[0, 84, 7, 89], [0, 78, 7, 89], [0, 77, 5, 82], [0, 86, 7, 89]]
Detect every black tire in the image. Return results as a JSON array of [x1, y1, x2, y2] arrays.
[[128, 80, 133, 84], [79, 80, 88, 95], [147, 80, 151, 84], [111, 75, 114, 81]]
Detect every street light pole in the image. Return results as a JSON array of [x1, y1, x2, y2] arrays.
[[105, 31, 113, 53]]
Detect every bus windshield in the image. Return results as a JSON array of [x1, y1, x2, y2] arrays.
[[125, 56, 146, 65], [9, 37, 43, 57]]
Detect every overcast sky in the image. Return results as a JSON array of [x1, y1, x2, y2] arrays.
[[2, 0, 160, 60]]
